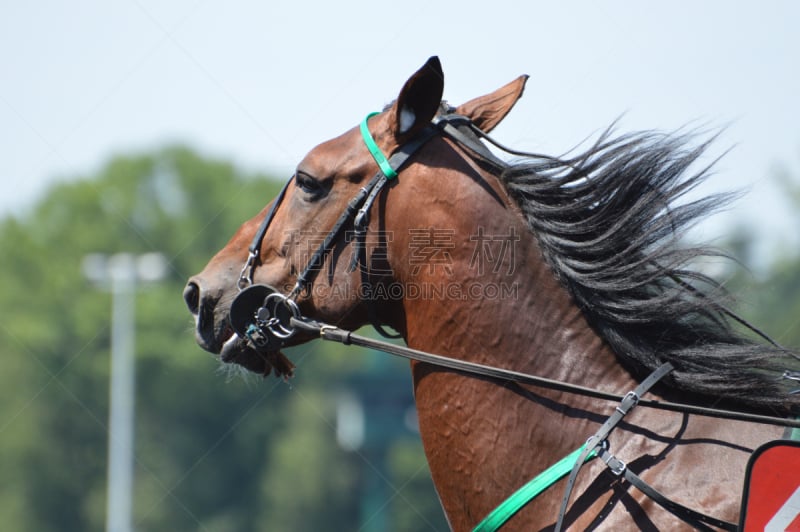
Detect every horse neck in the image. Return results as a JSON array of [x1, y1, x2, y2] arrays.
[[384, 149, 642, 528], [387, 151, 632, 392]]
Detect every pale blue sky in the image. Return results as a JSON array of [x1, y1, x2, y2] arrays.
[[2, 1, 799, 260]]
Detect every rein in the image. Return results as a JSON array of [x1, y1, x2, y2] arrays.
[[230, 110, 800, 530], [290, 317, 799, 428]]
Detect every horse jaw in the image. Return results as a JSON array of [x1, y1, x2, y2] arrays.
[[219, 333, 295, 378]]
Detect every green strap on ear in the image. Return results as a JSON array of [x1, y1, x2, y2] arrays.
[[360, 112, 398, 179]]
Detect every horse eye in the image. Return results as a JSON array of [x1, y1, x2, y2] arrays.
[[295, 172, 326, 197]]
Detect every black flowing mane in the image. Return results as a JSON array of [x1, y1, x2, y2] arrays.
[[499, 127, 800, 410]]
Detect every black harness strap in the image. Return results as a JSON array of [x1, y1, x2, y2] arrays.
[[348, 127, 440, 338], [554, 361, 736, 531], [349, 174, 398, 338], [433, 114, 509, 170], [596, 446, 738, 531], [238, 178, 291, 289], [290, 317, 800, 428], [290, 172, 382, 298], [555, 362, 674, 531]]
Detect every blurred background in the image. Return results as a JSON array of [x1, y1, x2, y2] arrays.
[[1, 2, 799, 531]]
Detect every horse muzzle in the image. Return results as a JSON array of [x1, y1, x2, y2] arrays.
[[184, 279, 297, 377]]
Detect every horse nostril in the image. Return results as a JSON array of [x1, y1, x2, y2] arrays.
[[183, 282, 200, 315]]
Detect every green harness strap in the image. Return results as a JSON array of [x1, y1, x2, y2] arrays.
[[360, 112, 398, 179], [472, 445, 597, 532]]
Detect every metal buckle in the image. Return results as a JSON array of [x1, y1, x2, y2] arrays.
[[605, 455, 627, 476], [616, 390, 640, 415], [319, 325, 338, 339], [354, 207, 369, 230], [237, 252, 257, 290]]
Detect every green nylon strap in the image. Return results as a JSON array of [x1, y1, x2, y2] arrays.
[[360, 112, 398, 179], [472, 445, 597, 532]]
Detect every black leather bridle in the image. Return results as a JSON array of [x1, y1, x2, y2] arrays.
[[230, 109, 500, 345]]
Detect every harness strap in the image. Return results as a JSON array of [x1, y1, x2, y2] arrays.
[[595, 446, 738, 531], [348, 174, 398, 338], [290, 119, 437, 297], [348, 124, 439, 263], [290, 174, 382, 297], [239, 178, 292, 289], [433, 114, 508, 170], [472, 445, 598, 532], [554, 362, 674, 531], [292, 318, 800, 428], [348, 125, 439, 337]]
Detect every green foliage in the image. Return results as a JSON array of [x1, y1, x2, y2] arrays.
[[0, 146, 446, 531], [722, 169, 800, 350]]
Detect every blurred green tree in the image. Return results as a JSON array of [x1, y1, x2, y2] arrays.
[[723, 168, 800, 349], [0, 146, 446, 531]]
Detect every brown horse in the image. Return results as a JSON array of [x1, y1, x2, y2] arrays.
[[184, 57, 799, 530]]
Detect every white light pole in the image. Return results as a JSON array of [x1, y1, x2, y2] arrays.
[[83, 252, 167, 532]]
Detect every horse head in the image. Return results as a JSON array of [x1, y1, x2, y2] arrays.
[[183, 56, 528, 376]]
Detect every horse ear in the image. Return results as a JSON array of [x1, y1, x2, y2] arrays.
[[455, 75, 529, 133], [393, 56, 444, 139]]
